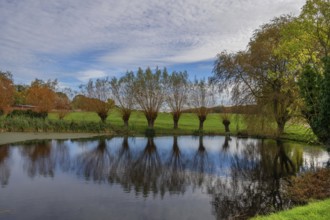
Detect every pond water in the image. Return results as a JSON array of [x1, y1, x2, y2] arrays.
[[0, 136, 329, 220]]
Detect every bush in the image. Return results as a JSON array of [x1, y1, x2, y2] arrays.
[[7, 109, 48, 119], [287, 168, 330, 203], [0, 116, 114, 133]]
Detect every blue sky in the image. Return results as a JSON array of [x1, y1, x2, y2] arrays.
[[0, 0, 305, 89]]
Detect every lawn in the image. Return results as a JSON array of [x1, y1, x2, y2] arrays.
[[48, 110, 246, 135], [251, 199, 330, 220]]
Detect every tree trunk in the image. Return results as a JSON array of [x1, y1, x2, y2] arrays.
[[276, 119, 285, 137], [172, 112, 181, 129], [198, 115, 206, 130], [122, 112, 131, 127], [222, 119, 230, 133], [147, 119, 155, 128], [98, 112, 108, 123], [146, 112, 157, 129]]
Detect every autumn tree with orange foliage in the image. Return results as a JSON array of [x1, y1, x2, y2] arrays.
[[26, 79, 57, 115], [0, 71, 15, 114]]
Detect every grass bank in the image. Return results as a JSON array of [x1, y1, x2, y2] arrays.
[[0, 132, 101, 145], [251, 199, 330, 220], [0, 110, 317, 143]]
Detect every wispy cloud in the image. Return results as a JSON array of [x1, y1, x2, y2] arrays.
[[0, 0, 305, 86]]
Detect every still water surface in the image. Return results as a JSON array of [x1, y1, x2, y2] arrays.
[[0, 136, 329, 220]]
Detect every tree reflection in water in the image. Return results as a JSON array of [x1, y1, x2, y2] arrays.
[[109, 136, 132, 186], [192, 136, 214, 186], [221, 136, 231, 152], [0, 145, 10, 186], [76, 138, 113, 182], [54, 140, 71, 172], [210, 139, 302, 219], [162, 136, 186, 194], [20, 141, 55, 178], [7, 136, 322, 219], [130, 137, 162, 197]]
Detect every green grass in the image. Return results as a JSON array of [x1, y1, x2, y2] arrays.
[[48, 111, 246, 135], [2, 109, 314, 142], [46, 110, 317, 142], [251, 199, 330, 220]]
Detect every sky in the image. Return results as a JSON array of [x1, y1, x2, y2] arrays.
[[0, 0, 306, 89]]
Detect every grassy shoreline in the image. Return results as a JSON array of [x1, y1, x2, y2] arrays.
[[251, 199, 330, 220], [0, 111, 318, 144], [0, 132, 103, 145]]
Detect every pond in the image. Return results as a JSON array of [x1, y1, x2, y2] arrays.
[[0, 136, 329, 220]]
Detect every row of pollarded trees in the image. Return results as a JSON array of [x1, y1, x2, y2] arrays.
[[0, 67, 216, 130], [78, 67, 216, 130]]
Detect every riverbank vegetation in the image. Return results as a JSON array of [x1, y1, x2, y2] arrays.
[[252, 168, 330, 220], [0, 110, 317, 143], [252, 198, 330, 220]]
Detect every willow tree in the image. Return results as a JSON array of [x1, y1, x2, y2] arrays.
[[164, 71, 189, 129], [110, 71, 135, 127], [80, 78, 114, 122], [133, 67, 167, 129], [189, 78, 216, 130], [0, 71, 14, 114], [213, 16, 300, 136]]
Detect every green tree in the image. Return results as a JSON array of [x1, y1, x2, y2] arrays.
[[300, 0, 330, 58], [164, 71, 189, 129], [299, 57, 330, 145], [133, 67, 167, 129], [189, 78, 216, 130], [110, 72, 135, 127], [213, 16, 300, 136]]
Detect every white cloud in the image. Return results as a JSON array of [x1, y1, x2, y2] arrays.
[[77, 70, 108, 82], [0, 0, 306, 84]]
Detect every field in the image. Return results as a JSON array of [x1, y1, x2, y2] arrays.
[[44, 110, 317, 142], [47, 110, 242, 134]]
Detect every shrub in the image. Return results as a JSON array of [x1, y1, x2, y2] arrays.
[[287, 168, 330, 203], [7, 109, 48, 119]]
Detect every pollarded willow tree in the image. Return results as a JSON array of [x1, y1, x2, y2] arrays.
[[110, 71, 135, 127], [80, 78, 114, 122], [213, 16, 300, 136], [133, 67, 167, 129], [0, 71, 14, 114], [189, 78, 216, 130], [164, 71, 189, 129]]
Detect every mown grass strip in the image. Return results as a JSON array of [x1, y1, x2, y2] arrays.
[[251, 199, 330, 220]]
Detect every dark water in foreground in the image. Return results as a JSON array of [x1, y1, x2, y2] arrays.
[[0, 136, 329, 220]]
